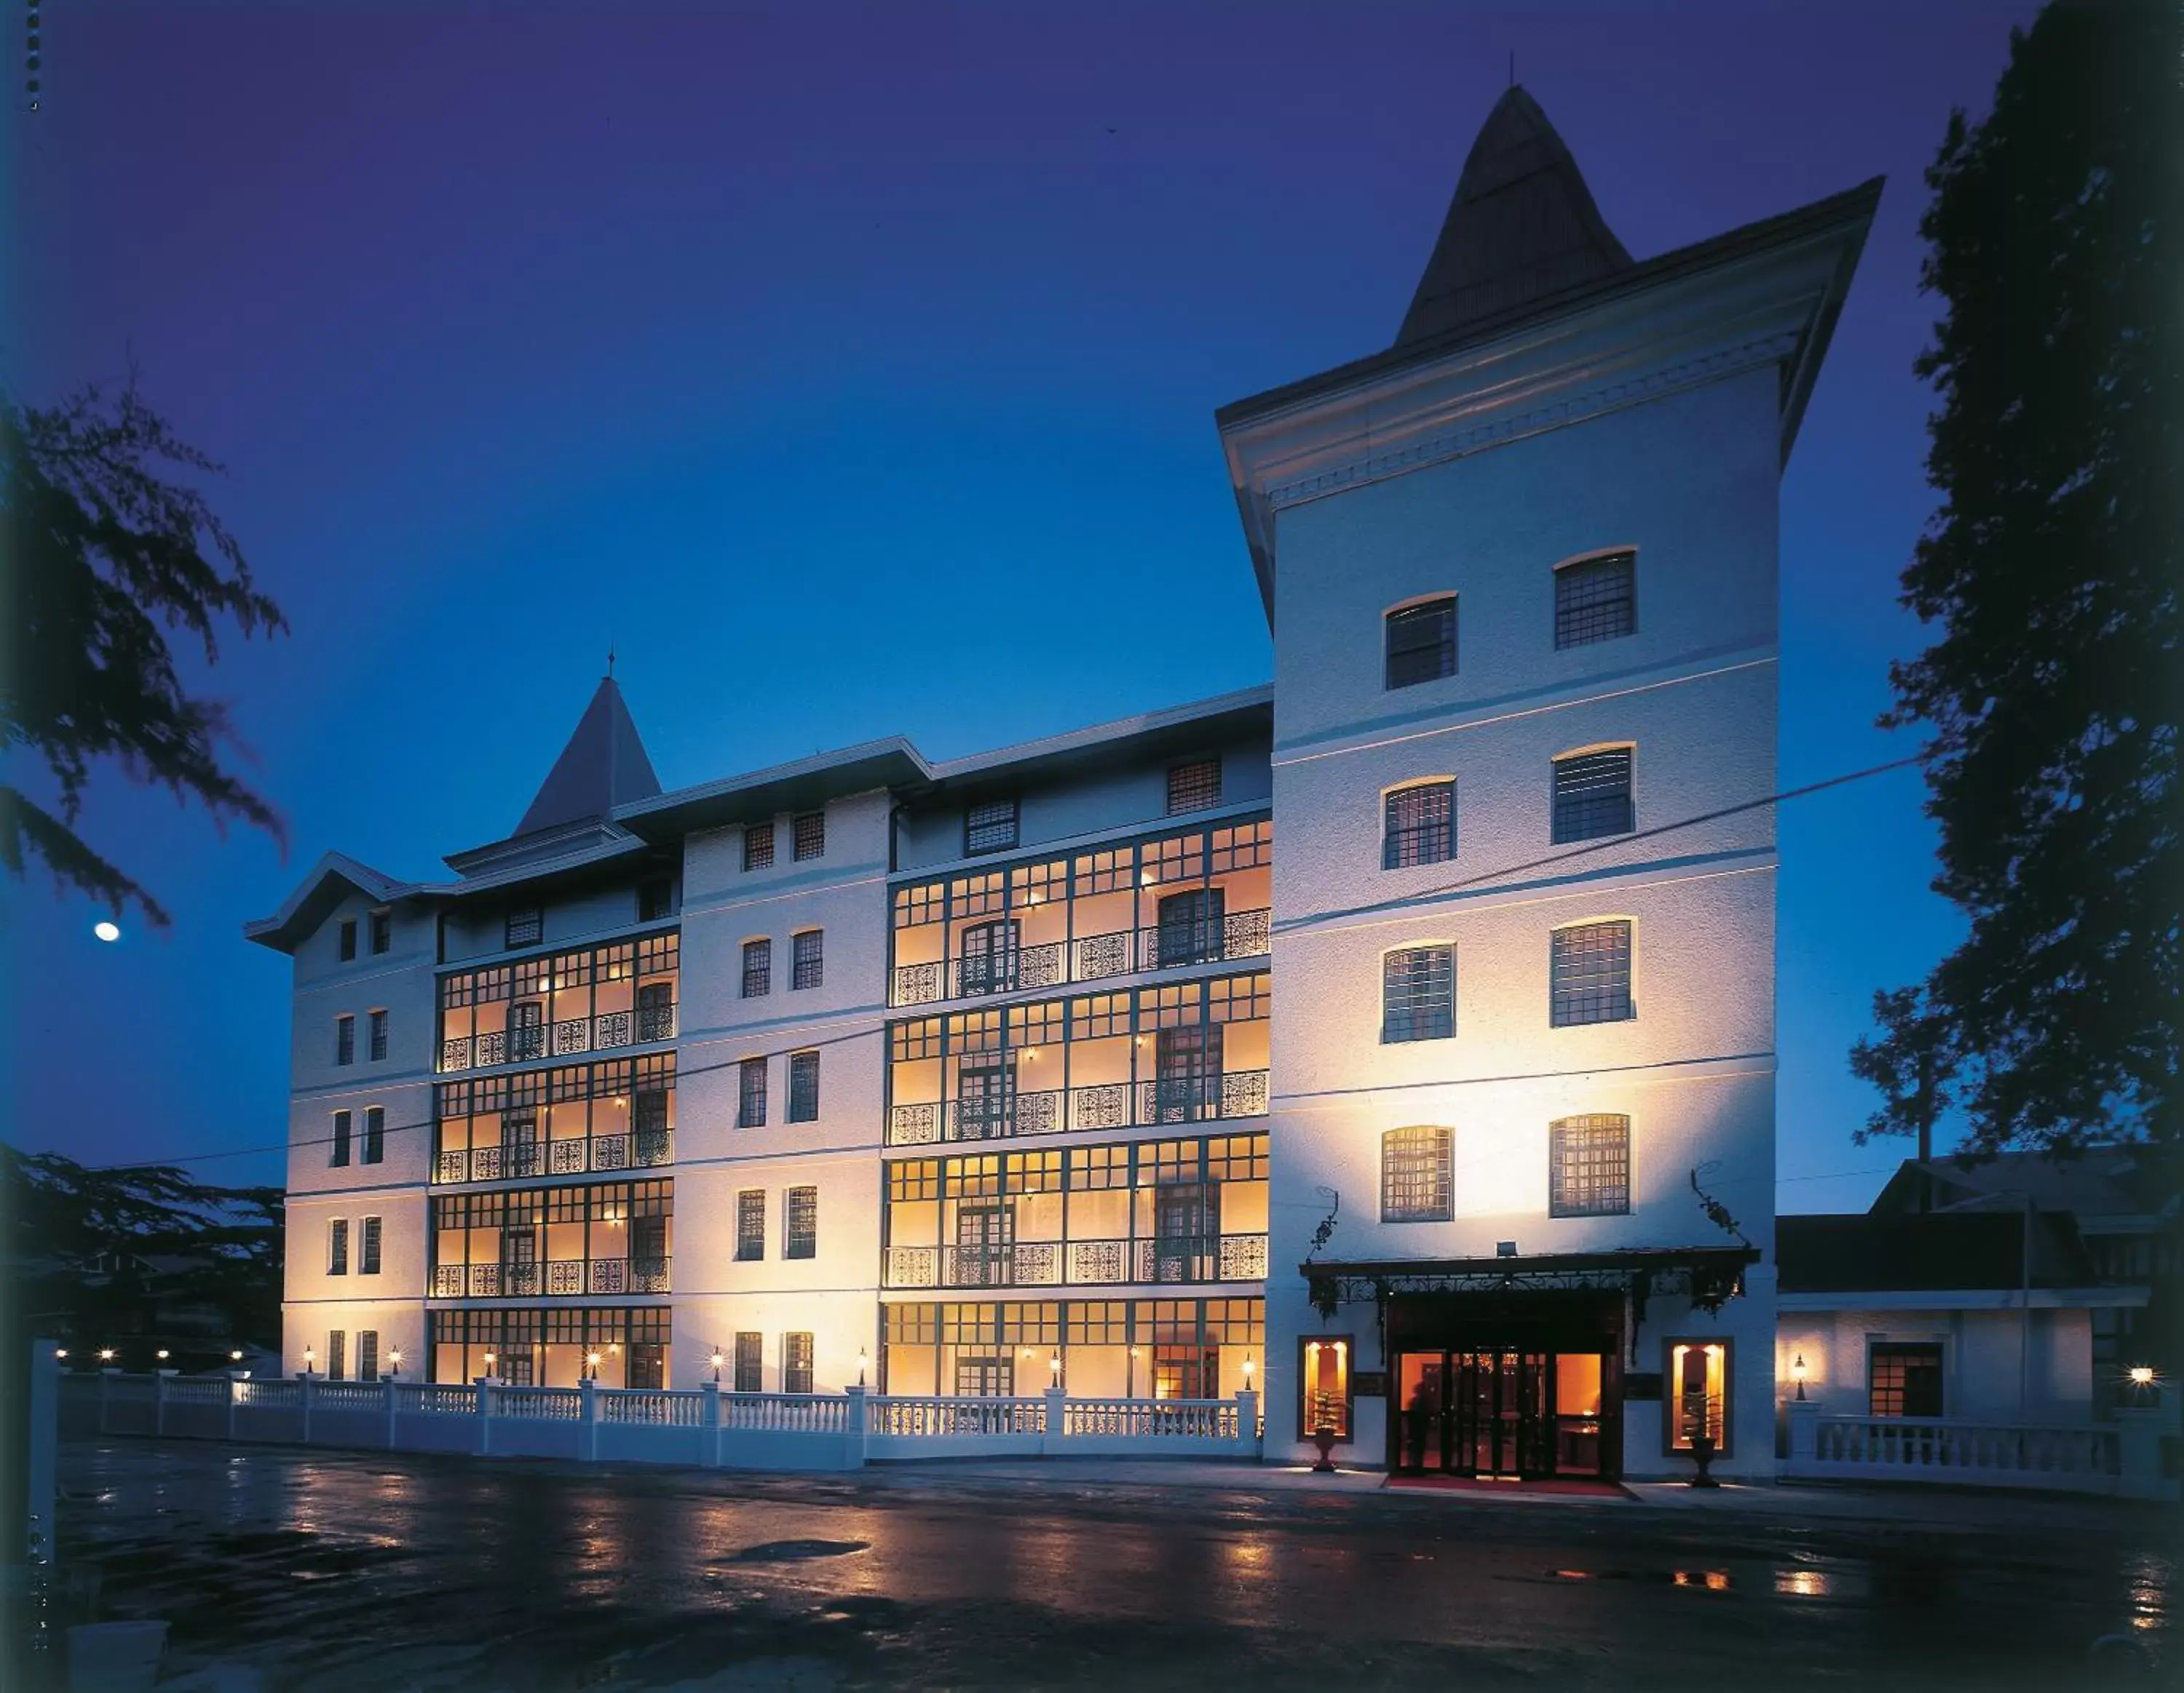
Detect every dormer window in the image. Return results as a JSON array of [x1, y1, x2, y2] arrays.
[[505, 906, 542, 949]]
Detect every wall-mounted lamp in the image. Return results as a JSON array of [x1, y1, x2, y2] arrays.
[[389, 1348, 403, 1378], [856, 1347, 869, 1389], [98, 1348, 116, 1364], [1791, 1353, 1808, 1401], [230, 1349, 244, 1363], [1048, 1352, 1062, 1384], [585, 1351, 603, 1379], [156, 1349, 170, 1362], [711, 1350, 724, 1384], [1242, 1355, 1256, 1389], [55, 1349, 68, 1361]]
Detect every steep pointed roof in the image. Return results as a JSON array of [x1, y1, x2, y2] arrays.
[[515, 675, 662, 838], [1396, 85, 1632, 348]]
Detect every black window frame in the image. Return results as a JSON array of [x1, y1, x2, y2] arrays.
[[1385, 597, 1457, 689], [965, 798, 1020, 856], [1381, 945, 1456, 1043], [336, 1015, 355, 1066], [733, 1331, 763, 1392], [1382, 781, 1456, 869], [785, 1186, 817, 1260], [360, 1215, 383, 1275], [330, 1109, 352, 1168], [363, 1106, 385, 1165], [792, 811, 825, 861], [357, 1330, 379, 1382], [737, 1057, 768, 1128], [328, 1218, 349, 1276], [638, 877, 673, 922], [368, 1008, 389, 1062], [1552, 748, 1635, 844], [735, 1192, 765, 1262], [783, 1332, 815, 1395], [338, 919, 357, 962], [1381, 1127, 1454, 1222], [788, 1050, 820, 1123], [791, 929, 823, 991], [505, 906, 543, 949], [741, 938, 772, 998], [1548, 1114, 1631, 1217], [1868, 1341, 1944, 1419], [743, 822, 776, 871], [1550, 921, 1634, 1027], [369, 910, 392, 955], [1166, 758, 1222, 816], [1554, 550, 1637, 650]]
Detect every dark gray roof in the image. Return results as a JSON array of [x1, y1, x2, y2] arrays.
[[514, 675, 662, 838], [1776, 1213, 2097, 1294], [1872, 1147, 2180, 1224], [1396, 85, 1631, 348]]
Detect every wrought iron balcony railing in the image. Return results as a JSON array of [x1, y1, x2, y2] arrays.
[[887, 1069, 1267, 1147], [438, 1003, 677, 1074], [430, 1256, 672, 1299], [430, 1130, 673, 1185], [890, 909, 1270, 1007], [882, 1233, 1267, 1290]]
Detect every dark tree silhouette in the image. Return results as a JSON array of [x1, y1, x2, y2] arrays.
[[1, 378, 287, 926], [1853, 1, 2180, 1154]]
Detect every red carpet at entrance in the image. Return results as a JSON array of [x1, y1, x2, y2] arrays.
[[1385, 1474, 1631, 1499]]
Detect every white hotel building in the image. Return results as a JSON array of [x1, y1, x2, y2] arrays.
[[249, 89, 1875, 1482]]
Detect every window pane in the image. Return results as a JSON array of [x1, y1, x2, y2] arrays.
[[742, 939, 772, 998], [786, 1187, 817, 1259], [505, 908, 542, 948], [1549, 1115, 1631, 1216], [737, 1058, 768, 1127], [1555, 552, 1636, 649], [734, 1331, 762, 1392], [788, 1051, 820, 1122], [744, 822, 776, 871], [1385, 598, 1456, 689], [1552, 749, 1634, 844], [1166, 759, 1222, 815], [1381, 1127, 1452, 1221], [793, 812, 825, 860], [736, 1192, 764, 1261], [1382, 946, 1455, 1042], [339, 920, 357, 962], [784, 1333, 814, 1394], [791, 930, 823, 990], [1551, 922, 1633, 1026], [1382, 782, 1455, 868], [965, 799, 1019, 855], [1869, 1343, 1944, 1418]]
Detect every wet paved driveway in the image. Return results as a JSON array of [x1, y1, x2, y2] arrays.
[[52, 1439, 2175, 1690]]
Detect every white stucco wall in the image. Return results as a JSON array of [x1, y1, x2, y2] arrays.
[[1775, 1305, 2098, 1428], [1261, 362, 1784, 1478]]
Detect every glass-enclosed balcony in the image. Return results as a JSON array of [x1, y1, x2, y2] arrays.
[[882, 1296, 1262, 1400], [882, 1132, 1268, 1293], [432, 1055, 674, 1185], [430, 1179, 672, 1301], [887, 972, 1268, 1147], [890, 820, 1270, 1008], [438, 933, 678, 1074]]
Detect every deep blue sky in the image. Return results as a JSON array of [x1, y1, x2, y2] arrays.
[[2, 1, 2030, 1206]]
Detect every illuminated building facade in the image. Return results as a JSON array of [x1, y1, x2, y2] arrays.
[[250, 87, 1874, 1481]]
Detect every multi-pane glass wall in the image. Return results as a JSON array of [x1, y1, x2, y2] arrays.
[[887, 972, 1269, 1146], [882, 1133, 1268, 1291], [430, 1179, 672, 1299], [433, 1055, 675, 1183], [429, 1307, 669, 1389], [882, 1297, 1262, 1399], [438, 933, 679, 1073], [889, 820, 1270, 1007]]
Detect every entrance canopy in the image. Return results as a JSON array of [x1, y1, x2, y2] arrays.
[[1301, 1245, 1758, 1309]]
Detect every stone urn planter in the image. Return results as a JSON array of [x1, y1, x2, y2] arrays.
[[1688, 1432, 1721, 1487], [1310, 1425, 1339, 1472]]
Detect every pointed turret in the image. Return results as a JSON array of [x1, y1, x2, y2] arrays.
[[1395, 85, 1632, 348], [513, 675, 663, 838]]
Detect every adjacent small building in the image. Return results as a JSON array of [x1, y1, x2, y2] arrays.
[[248, 86, 1881, 1484]]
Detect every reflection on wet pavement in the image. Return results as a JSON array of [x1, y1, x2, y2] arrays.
[[51, 1440, 2173, 1691]]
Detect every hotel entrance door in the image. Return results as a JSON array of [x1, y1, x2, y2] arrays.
[[1394, 1347, 1609, 1479]]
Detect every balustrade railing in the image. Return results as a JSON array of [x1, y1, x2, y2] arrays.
[[431, 1130, 673, 1185], [887, 1069, 1268, 1147], [882, 1232, 1265, 1290], [867, 1396, 1048, 1437], [439, 1003, 677, 1074], [599, 1388, 705, 1427], [491, 1386, 583, 1420], [1803, 1415, 2121, 1483], [1061, 1398, 1239, 1440], [431, 1257, 672, 1299], [890, 909, 1270, 1007]]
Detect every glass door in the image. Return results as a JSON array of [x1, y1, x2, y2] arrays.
[[958, 919, 1021, 996], [1396, 1353, 1449, 1472]]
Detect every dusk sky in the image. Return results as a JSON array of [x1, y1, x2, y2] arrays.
[[3, 1, 2033, 1209]]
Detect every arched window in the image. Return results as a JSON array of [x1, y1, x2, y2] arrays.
[[1554, 550, 1636, 648], [1551, 747, 1634, 843], [1550, 921, 1634, 1027], [1382, 945, 1455, 1042], [1383, 780, 1456, 868], [1549, 1114, 1631, 1217], [1382, 1126, 1453, 1222], [1385, 597, 1457, 688]]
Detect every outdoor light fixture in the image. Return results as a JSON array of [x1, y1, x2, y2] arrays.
[[157, 1349, 170, 1362], [303, 1347, 315, 1373], [1243, 1355, 1256, 1388], [585, 1351, 603, 1379], [857, 1347, 869, 1388], [230, 1349, 243, 1362], [99, 1349, 114, 1363], [710, 1350, 724, 1384], [2129, 1365, 2156, 1387], [55, 1349, 67, 1360], [389, 1349, 403, 1377], [1792, 1353, 1809, 1402], [93, 920, 120, 943], [1049, 1352, 1062, 1384]]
